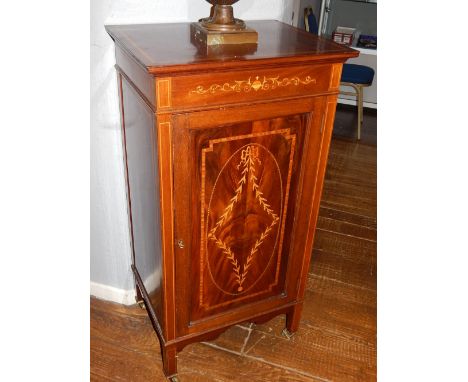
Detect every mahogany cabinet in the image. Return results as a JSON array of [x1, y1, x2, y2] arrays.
[[106, 21, 357, 380]]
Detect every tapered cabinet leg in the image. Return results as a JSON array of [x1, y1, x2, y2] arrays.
[[285, 303, 303, 337], [161, 345, 178, 380]]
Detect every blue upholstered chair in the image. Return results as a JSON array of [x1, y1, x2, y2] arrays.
[[340, 64, 375, 140], [304, 10, 375, 140]]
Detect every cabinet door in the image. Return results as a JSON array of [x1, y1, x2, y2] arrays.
[[172, 97, 328, 332]]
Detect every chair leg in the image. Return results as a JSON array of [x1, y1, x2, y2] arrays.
[[340, 82, 365, 140], [357, 85, 363, 140]]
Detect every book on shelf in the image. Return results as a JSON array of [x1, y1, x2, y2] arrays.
[[357, 34, 377, 49]]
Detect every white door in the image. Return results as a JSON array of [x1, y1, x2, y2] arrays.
[[318, 0, 331, 35]]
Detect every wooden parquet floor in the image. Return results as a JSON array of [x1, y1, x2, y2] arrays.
[[91, 108, 377, 381]]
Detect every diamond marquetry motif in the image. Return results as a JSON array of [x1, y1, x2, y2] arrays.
[[207, 145, 280, 293]]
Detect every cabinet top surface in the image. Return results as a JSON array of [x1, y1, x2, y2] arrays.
[[106, 20, 358, 75]]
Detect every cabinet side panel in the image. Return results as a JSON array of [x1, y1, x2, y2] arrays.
[[116, 45, 155, 107], [121, 77, 163, 322]]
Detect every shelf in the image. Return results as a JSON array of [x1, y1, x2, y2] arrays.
[[354, 46, 377, 56]]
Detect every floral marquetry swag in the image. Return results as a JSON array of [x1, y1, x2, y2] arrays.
[[190, 75, 317, 95], [207, 145, 280, 293]]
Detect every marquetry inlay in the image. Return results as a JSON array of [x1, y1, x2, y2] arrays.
[[208, 145, 280, 292], [200, 128, 296, 310], [190, 75, 317, 95], [157, 78, 172, 108]]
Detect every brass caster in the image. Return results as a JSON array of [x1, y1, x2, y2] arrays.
[[136, 300, 146, 310], [168, 376, 179, 382], [282, 328, 295, 339]]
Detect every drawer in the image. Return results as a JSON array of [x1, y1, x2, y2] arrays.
[[155, 64, 338, 111]]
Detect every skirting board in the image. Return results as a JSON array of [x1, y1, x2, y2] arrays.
[[90, 281, 135, 305]]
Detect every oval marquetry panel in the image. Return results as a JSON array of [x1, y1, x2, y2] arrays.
[[206, 144, 283, 295], [197, 118, 302, 316]]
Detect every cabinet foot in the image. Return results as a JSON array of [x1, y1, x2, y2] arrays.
[[162, 346, 178, 379], [285, 303, 303, 335], [134, 284, 145, 309], [168, 376, 179, 382], [282, 328, 295, 339]]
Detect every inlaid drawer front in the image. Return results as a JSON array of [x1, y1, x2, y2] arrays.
[[158, 65, 333, 110]]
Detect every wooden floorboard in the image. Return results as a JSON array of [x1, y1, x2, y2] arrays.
[[90, 108, 377, 381]]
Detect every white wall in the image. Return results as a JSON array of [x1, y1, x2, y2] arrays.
[[91, 0, 292, 302]]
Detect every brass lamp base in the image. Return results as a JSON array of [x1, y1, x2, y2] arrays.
[[192, 2, 258, 46], [191, 22, 258, 46]]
